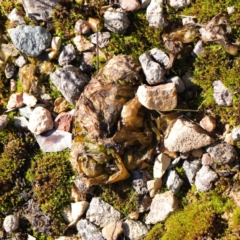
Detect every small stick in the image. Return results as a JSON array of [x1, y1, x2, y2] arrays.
[[96, 23, 99, 73]]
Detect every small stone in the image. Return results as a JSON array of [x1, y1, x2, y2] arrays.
[[195, 166, 218, 191], [123, 219, 148, 240], [191, 148, 203, 158], [58, 44, 76, 66], [8, 25, 51, 57], [192, 40, 204, 57], [51, 36, 61, 51], [166, 76, 185, 93], [168, 0, 191, 9], [1, 44, 19, 62], [200, 116, 216, 132], [3, 215, 19, 233], [139, 52, 165, 85], [70, 201, 89, 223], [201, 153, 214, 166], [102, 221, 123, 240], [10, 79, 17, 92], [53, 97, 69, 113], [104, 8, 130, 34], [146, 0, 166, 28], [54, 112, 73, 132], [5, 63, 16, 79], [77, 219, 104, 240], [23, 92, 37, 107], [153, 153, 171, 179], [28, 106, 53, 135], [75, 19, 91, 35], [119, 0, 141, 11], [132, 169, 150, 195], [224, 133, 235, 145], [73, 35, 94, 52], [213, 80, 232, 106], [138, 195, 152, 213], [15, 56, 27, 68], [150, 48, 170, 68], [137, 83, 177, 112], [19, 106, 33, 119], [79, 52, 95, 72], [27, 235, 36, 240], [8, 8, 26, 25], [87, 17, 101, 32], [207, 142, 237, 165], [166, 170, 183, 194], [14, 116, 29, 128], [90, 32, 111, 48], [227, 6, 236, 15], [6, 92, 24, 110], [182, 16, 197, 25], [145, 191, 178, 224], [147, 178, 162, 198], [128, 211, 139, 220], [231, 127, 240, 141], [0, 115, 9, 130], [183, 160, 201, 184]]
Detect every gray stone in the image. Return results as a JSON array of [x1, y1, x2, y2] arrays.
[[146, 0, 166, 28], [19, 106, 33, 119], [122, 219, 148, 240], [206, 142, 237, 165], [104, 8, 130, 34], [232, 127, 240, 141], [15, 56, 27, 68], [183, 160, 201, 185], [119, 0, 141, 11], [0, 115, 9, 130], [166, 170, 183, 194], [132, 169, 150, 195], [166, 76, 185, 93], [195, 166, 218, 191], [150, 48, 170, 68], [86, 197, 121, 227], [22, 0, 59, 21], [5, 63, 16, 79], [58, 44, 76, 66], [3, 215, 19, 233], [102, 221, 123, 240], [153, 153, 171, 179], [8, 8, 26, 25], [141, 0, 151, 8], [14, 116, 29, 128], [145, 191, 178, 224], [137, 83, 177, 112], [213, 80, 232, 106], [79, 52, 95, 72], [50, 65, 90, 104], [90, 32, 111, 48], [164, 118, 214, 153], [168, 0, 191, 9], [139, 52, 165, 85], [77, 219, 104, 240], [8, 25, 51, 57]]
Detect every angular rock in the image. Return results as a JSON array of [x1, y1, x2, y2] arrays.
[[164, 118, 214, 153], [104, 8, 130, 34], [146, 0, 166, 28], [50, 65, 90, 104], [53, 97, 69, 113], [213, 80, 232, 106], [231, 127, 240, 141], [75, 19, 91, 35], [102, 221, 123, 240], [139, 52, 165, 85], [119, 0, 141, 11], [3, 215, 19, 233], [206, 142, 237, 165], [201, 153, 214, 166], [35, 129, 72, 152], [168, 0, 191, 9], [73, 35, 94, 52], [15, 56, 27, 68], [150, 48, 170, 68], [28, 106, 53, 135], [138, 195, 152, 213], [166, 76, 185, 93], [23, 93, 37, 107], [166, 170, 183, 194], [51, 36, 61, 51], [0, 115, 9, 130], [58, 44, 76, 66], [195, 166, 218, 191], [8, 8, 26, 25], [137, 83, 177, 111], [14, 116, 29, 128], [147, 178, 162, 198], [5, 63, 16, 79], [79, 51, 95, 72], [8, 25, 51, 57], [183, 160, 201, 185], [145, 191, 178, 224], [54, 112, 73, 132], [122, 219, 148, 240], [6, 92, 24, 110], [90, 32, 111, 48], [153, 153, 171, 179], [86, 197, 121, 226], [200, 116, 216, 132], [22, 0, 59, 21], [77, 219, 104, 240]]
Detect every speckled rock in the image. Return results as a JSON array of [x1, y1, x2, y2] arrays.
[[213, 80, 232, 106], [145, 191, 178, 224], [58, 44, 76, 66], [102, 221, 123, 240], [150, 48, 170, 68], [6, 92, 24, 110], [3, 215, 19, 233], [73, 35, 94, 52], [200, 116, 216, 132], [54, 112, 73, 132], [104, 7, 130, 34], [8, 8, 26, 25], [119, 0, 141, 11], [75, 19, 91, 35], [183, 160, 201, 185], [166, 170, 183, 194], [0, 115, 9, 130], [123, 219, 148, 240], [8, 25, 51, 57], [137, 83, 177, 111], [53, 97, 69, 113], [168, 0, 191, 9], [132, 169, 150, 195], [5, 63, 16, 79], [153, 153, 171, 179], [90, 32, 111, 48]]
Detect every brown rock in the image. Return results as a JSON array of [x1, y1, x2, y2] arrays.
[[54, 97, 69, 113], [201, 153, 213, 166], [200, 116, 216, 132], [73, 35, 94, 52], [102, 221, 123, 240], [54, 112, 73, 132], [87, 17, 101, 32]]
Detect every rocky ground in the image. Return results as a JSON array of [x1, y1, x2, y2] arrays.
[[0, 0, 240, 239]]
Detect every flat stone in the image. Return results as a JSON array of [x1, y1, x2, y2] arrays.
[[150, 48, 170, 68], [86, 197, 121, 227], [145, 191, 178, 224], [166, 170, 183, 194], [6, 92, 24, 110], [104, 8, 130, 34], [167, 0, 191, 9], [147, 178, 162, 198], [77, 219, 104, 240], [73, 35, 94, 52], [122, 220, 148, 240], [166, 76, 185, 93], [75, 19, 91, 35], [153, 153, 171, 179], [183, 160, 201, 185], [137, 83, 177, 111], [3, 215, 19, 233], [201, 153, 214, 166], [54, 112, 73, 132], [164, 118, 214, 153], [195, 166, 218, 191], [139, 52, 165, 85], [58, 44, 76, 66], [0, 115, 9, 130], [53, 97, 69, 113], [102, 221, 123, 240], [90, 32, 111, 48], [206, 142, 237, 165], [50, 65, 90, 104], [119, 0, 141, 11], [22, 0, 59, 21], [28, 106, 53, 135], [200, 116, 216, 132], [8, 8, 26, 25], [213, 80, 232, 106], [8, 25, 51, 57]]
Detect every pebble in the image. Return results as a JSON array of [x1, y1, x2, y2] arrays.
[[58, 44, 76, 66], [213, 80, 232, 106], [192, 40, 204, 57], [10, 79, 17, 92], [8, 8, 26, 25], [3, 215, 19, 233], [73, 35, 94, 52], [153, 153, 171, 179], [132, 169, 150, 195], [119, 0, 141, 11], [75, 19, 91, 35], [87, 17, 101, 32], [51, 36, 61, 51], [54, 112, 73, 132], [166, 76, 185, 93], [6, 92, 24, 110], [102, 221, 123, 240], [90, 32, 111, 48], [5, 63, 16, 79], [123, 219, 148, 240], [150, 48, 170, 68], [1, 44, 19, 61], [231, 127, 240, 141], [53, 97, 69, 113], [15, 55, 27, 68], [200, 116, 216, 132], [201, 153, 214, 166], [147, 178, 162, 198], [168, 0, 191, 9], [166, 170, 183, 194], [183, 160, 201, 185], [227, 6, 236, 15], [23, 92, 37, 107], [0, 115, 9, 130]]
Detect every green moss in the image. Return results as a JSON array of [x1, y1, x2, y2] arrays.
[[144, 223, 164, 240]]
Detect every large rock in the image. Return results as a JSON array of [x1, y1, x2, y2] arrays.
[[8, 25, 51, 57], [22, 0, 59, 21], [86, 197, 121, 226], [145, 191, 178, 224], [164, 118, 214, 153], [50, 65, 90, 104], [122, 219, 148, 239], [139, 52, 165, 85], [137, 83, 177, 111]]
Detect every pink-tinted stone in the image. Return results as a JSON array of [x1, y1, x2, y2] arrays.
[[201, 153, 214, 166], [54, 112, 73, 132], [200, 116, 216, 132]]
